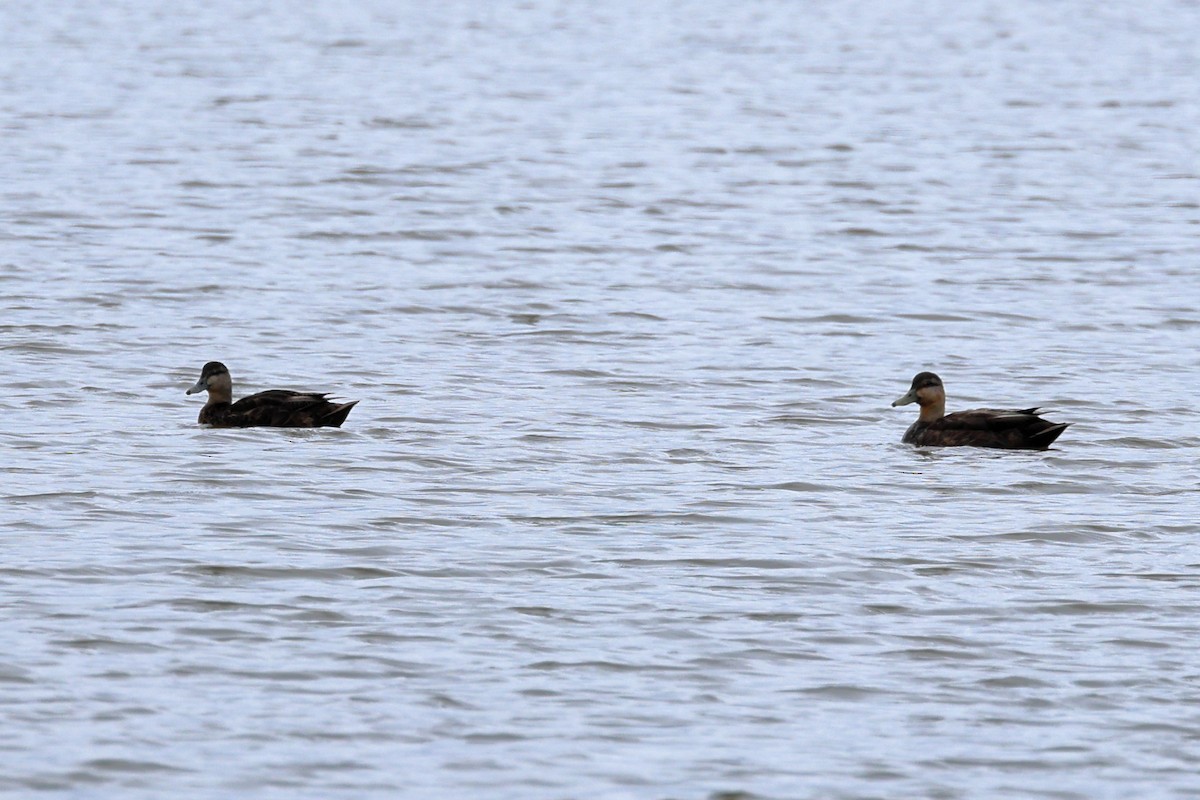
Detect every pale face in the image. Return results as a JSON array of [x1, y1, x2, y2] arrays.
[[888, 374, 940, 410], [186, 362, 232, 402]]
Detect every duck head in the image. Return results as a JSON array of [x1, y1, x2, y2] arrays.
[[892, 372, 946, 420], [187, 361, 233, 403]]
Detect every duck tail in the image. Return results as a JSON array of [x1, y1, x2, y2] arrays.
[[321, 400, 359, 428], [1030, 422, 1070, 447]]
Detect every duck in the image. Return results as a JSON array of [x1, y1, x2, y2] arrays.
[[186, 361, 358, 428], [891, 371, 1069, 449]]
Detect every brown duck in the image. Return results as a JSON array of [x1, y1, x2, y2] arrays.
[[891, 372, 1069, 449], [186, 361, 358, 428]]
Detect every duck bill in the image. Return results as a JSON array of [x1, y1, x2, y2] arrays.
[[891, 388, 918, 407], [186, 378, 207, 395]]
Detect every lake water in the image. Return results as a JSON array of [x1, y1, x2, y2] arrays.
[[3, 1, 1199, 798]]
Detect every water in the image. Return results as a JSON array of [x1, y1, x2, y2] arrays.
[[3, 1, 1199, 797]]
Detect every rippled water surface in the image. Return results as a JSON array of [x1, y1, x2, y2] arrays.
[[3, 1, 1200, 798]]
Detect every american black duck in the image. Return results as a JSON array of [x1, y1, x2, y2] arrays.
[[186, 361, 358, 428], [891, 372, 1069, 450]]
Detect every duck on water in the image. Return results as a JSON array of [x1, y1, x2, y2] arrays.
[[186, 361, 358, 428], [891, 372, 1069, 449]]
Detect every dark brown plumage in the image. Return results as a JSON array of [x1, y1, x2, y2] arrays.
[[891, 371, 1069, 450], [186, 361, 358, 428]]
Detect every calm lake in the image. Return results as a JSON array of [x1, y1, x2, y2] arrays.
[[3, 1, 1199, 798]]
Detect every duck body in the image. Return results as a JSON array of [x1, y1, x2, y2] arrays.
[[900, 407, 1067, 449], [196, 390, 358, 428], [892, 372, 1069, 450], [187, 362, 358, 428]]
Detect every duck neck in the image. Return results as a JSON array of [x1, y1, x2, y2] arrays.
[[918, 398, 945, 423]]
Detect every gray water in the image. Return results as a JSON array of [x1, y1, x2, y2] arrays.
[[3, 1, 1200, 798]]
